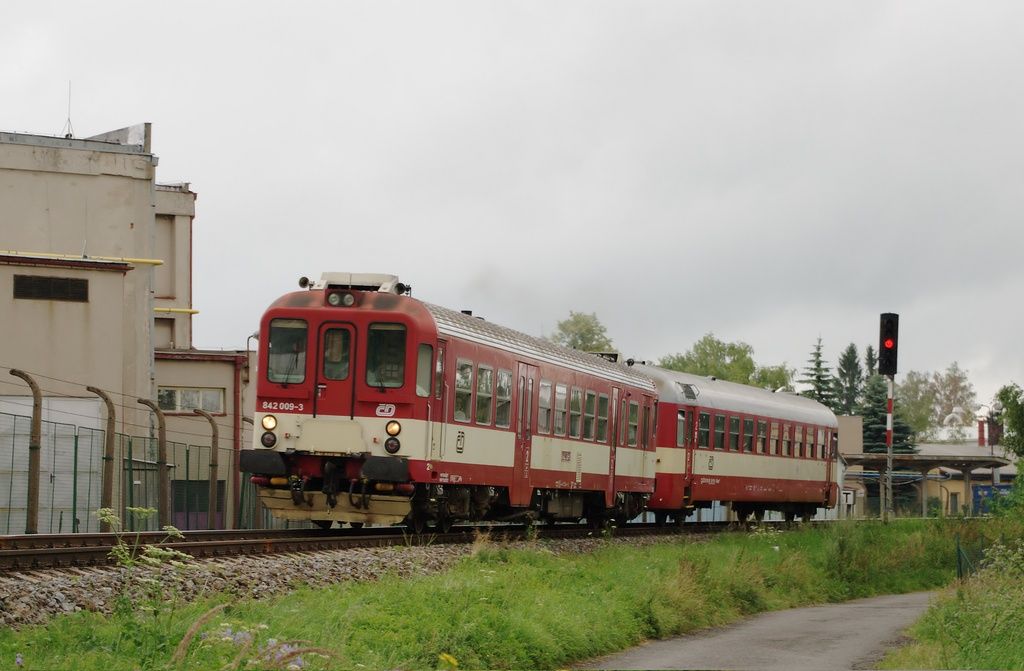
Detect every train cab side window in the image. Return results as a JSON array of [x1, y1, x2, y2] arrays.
[[698, 412, 710, 448], [757, 420, 767, 454], [554, 384, 568, 436], [729, 417, 740, 451], [267, 319, 308, 384], [569, 388, 582, 438], [434, 345, 445, 399], [627, 401, 640, 447], [770, 422, 780, 455], [714, 415, 726, 450], [476, 366, 494, 425], [495, 369, 513, 428], [596, 393, 610, 443], [454, 359, 474, 422], [583, 391, 597, 440], [322, 328, 350, 380], [366, 323, 406, 389], [538, 381, 553, 434], [416, 344, 433, 397], [676, 409, 687, 447], [743, 418, 754, 452]]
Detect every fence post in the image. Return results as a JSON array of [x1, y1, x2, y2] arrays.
[[193, 409, 220, 529], [9, 370, 42, 534], [86, 386, 117, 532], [137, 399, 170, 528]]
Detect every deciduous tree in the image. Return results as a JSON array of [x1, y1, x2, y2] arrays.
[[931, 362, 977, 441], [659, 333, 756, 383], [547, 311, 614, 352], [897, 370, 939, 441], [995, 383, 1024, 458]]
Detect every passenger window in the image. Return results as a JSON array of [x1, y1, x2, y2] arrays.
[[554, 384, 568, 436], [676, 409, 687, 447], [596, 394, 610, 443], [476, 366, 493, 424], [743, 418, 754, 453], [454, 359, 473, 422], [729, 417, 740, 451], [698, 412, 710, 448], [714, 415, 726, 450], [583, 391, 597, 440], [569, 388, 582, 438], [495, 369, 513, 428], [322, 328, 350, 381], [782, 424, 791, 456], [770, 422, 780, 455], [415, 344, 432, 397], [757, 420, 767, 454], [538, 381, 552, 434]]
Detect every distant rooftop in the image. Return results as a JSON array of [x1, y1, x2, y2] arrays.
[[0, 122, 153, 157]]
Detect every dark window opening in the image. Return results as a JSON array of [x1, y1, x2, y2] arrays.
[[14, 275, 88, 302]]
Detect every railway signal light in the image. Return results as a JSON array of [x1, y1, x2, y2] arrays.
[[878, 313, 899, 376]]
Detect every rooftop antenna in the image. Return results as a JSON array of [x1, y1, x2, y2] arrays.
[[60, 81, 74, 139]]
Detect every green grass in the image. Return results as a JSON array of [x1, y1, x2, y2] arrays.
[[880, 519, 1024, 670], [0, 520, 963, 671]]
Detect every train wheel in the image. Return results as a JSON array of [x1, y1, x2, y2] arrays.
[[436, 515, 453, 533], [653, 511, 668, 526], [348, 521, 364, 529], [313, 520, 334, 530]]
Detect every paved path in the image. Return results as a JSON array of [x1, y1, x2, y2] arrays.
[[578, 591, 936, 671]]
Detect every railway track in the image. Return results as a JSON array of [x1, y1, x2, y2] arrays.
[[0, 522, 727, 571]]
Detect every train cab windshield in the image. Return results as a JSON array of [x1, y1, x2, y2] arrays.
[[366, 323, 407, 388], [268, 318, 307, 384]]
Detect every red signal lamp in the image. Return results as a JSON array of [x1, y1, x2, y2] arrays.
[[883, 338, 895, 349]]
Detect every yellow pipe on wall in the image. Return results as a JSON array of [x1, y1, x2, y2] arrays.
[[0, 250, 164, 265], [154, 307, 199, 314]]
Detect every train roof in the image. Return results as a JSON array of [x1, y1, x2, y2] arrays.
[[425, 303, 656, 391], [635, 364, 838, 427]]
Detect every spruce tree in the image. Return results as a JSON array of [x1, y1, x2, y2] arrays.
[[864, 345, 878, 377], [799, 337, 837, 409], [833, 343, 863, 415], [859, 374, 916, 453]]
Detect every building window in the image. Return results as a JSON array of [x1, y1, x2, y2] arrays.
[[495, 369, 513, 428], [13, 275, 88, 302], [158, 387, 225, 414], [476, 365, 493, 425], [454, 359, 473, 422]]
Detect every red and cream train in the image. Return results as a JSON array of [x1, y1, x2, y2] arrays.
[[240, 273, 839, 530]]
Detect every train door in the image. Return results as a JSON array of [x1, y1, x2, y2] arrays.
[[429, 341, 447, 462], [313, 322, 357, 418], [606, 387, 621, 507], [511, 363, 537, 506]]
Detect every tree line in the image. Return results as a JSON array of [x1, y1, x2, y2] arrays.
[[547, 311, 1024, 458]]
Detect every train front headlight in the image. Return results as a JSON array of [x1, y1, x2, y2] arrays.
[[384, 437, 401, 454], [385, 420, 401, 436], [261, 432, 277, 447], [262, 415, 278, 430]]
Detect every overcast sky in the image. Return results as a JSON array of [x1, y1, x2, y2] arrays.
[[4, 1, 1022, 406]]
